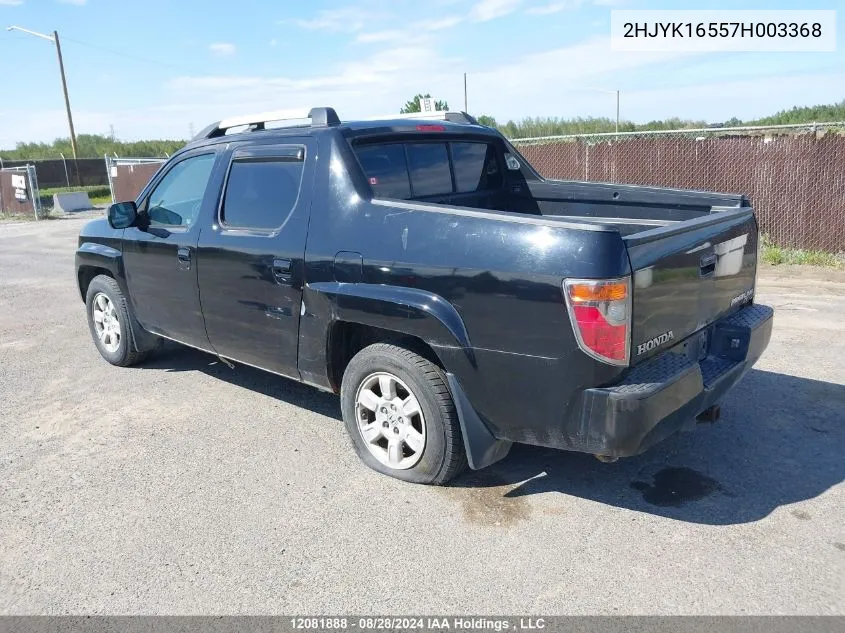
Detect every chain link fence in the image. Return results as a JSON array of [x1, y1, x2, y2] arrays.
[[105, 156, 166, 204], [1, 157, 108, 188], [0, 165, 42, 220], [511, 123, 845, 253]]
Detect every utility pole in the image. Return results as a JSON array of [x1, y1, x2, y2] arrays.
[[53, 31, 79, 165], [463, 73, 468, 112], [6, 26, 79, 182]]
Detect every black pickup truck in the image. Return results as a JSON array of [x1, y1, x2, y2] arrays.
[[76, 107, 773, 484]]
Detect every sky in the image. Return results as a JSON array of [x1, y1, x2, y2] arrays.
[[0, 0, 842, 148]]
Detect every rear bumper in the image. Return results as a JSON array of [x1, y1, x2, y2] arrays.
[[575, 303, 773, 457]]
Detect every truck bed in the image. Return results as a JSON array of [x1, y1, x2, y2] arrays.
[[403, 172, 747, 233], [391, 175, 759, 368]]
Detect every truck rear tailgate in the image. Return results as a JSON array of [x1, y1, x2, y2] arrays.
[[625, 208, 758, 364]]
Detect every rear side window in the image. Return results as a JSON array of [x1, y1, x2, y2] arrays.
[[355, 144, 410, 199], [221, 156, 304, 229], [406, 143, 452, 197], [452, 142, 502, 193]]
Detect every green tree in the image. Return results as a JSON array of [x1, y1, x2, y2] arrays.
[[465, 101, 845, 139], [400, 93, 449, 114], [476, 114, 497, 127], [749, 100, 845, 125]]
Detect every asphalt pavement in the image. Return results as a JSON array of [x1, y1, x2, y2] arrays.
[[0, 217, 842, 614]]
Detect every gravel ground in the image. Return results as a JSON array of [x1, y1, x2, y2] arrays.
[[0, 218, 843, 615]]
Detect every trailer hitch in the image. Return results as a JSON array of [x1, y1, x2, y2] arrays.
[[697, 404, 721, 424]]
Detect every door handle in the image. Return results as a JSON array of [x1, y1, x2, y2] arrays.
[[272, 258, 292, 285], [699, 253, 716, 278], [177, 246, 191, 269]]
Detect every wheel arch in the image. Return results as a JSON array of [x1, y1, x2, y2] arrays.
[[77, 246, 159, 354], [326, 321, 444, 392], [299, 282, 509, 471], [299, 282, 476, 392], [76, 242, 124, 302]]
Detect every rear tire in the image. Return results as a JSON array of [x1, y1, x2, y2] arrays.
[[85, 275, 156, 367], [340, 343, 467, 485]]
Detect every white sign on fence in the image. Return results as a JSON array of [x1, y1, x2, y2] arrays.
[[11, 174, 25, 189]]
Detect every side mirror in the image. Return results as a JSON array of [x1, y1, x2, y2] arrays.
[[108, 201, 137, 229]]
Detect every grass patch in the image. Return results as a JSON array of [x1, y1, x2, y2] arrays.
[[760, 235, 844, 268], [89, 193, 112, 205], [39, 185, 105, 195], [0, 210, 45, 222]]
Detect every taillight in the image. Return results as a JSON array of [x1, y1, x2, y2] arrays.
[[563, 276, 631, 366]]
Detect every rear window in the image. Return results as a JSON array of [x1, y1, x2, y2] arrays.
[[406, 143, 452, 197], [354, 140, 501, 199]]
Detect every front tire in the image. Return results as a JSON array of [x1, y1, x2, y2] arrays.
[[85, 275, 152, 367], [340, 343, 467, 485]]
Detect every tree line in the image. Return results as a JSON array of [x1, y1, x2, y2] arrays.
[[2, 99, 843, 160], [1, 134, 186, 161], [482, 100, 845, 138]]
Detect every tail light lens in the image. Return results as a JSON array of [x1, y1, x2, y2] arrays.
[[563, 276, 631, 366]]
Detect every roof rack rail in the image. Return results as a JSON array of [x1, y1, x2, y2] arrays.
[[194, 106, 341, 140], [192, 107, 479, 141]]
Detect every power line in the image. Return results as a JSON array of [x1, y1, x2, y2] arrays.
[[60, 35, 202, 74]]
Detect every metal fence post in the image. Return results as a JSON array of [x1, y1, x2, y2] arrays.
[[105, 154, 115, 203], [584, 144, 589, 181], [26, 164, 41, 220], [60, 153, 70, 188]]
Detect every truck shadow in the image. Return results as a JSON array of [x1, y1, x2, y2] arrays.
[[141, 347, 843, 525], [451, 369, 845, 525], [142, 343, 343, 421]]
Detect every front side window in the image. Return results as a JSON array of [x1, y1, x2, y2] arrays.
[[221, 156, 304, 230], [146, 153, 215, 227]]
